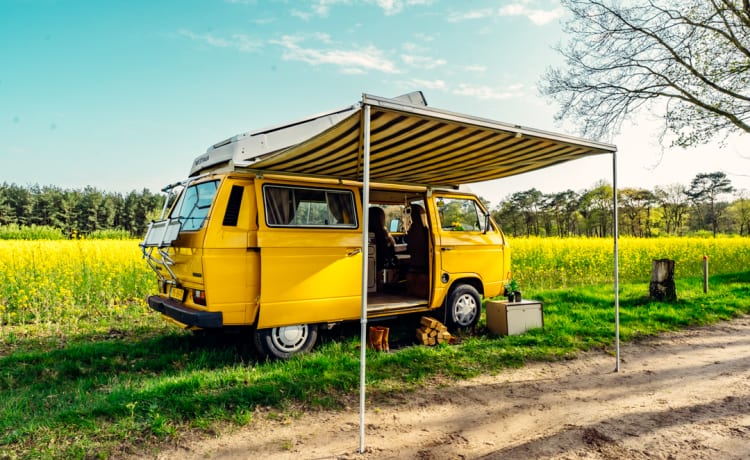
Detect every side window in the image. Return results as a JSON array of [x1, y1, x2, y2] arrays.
[[437, 197, 486, 232], [222, 185, 244, 226], [263, 185, 357, 228]]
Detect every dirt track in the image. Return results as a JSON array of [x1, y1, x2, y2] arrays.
[[158, 316, 750, 459]]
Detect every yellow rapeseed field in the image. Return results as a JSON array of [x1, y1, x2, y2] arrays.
[[511, 236, 750, 288], [0, 237, 748, 331], [0, 239, 154, 332]]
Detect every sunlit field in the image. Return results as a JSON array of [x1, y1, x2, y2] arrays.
[[1, 237, 748, 333], [0, 240, 154, 335], [1, 237, 749, 458], [511, 236, 750, 289]]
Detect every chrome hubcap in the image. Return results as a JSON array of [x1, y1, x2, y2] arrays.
[[454, 294, 478, 326], [270, 325, 308, 352]]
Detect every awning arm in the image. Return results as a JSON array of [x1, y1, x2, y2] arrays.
[[613, 151, 621, 372], [358, 103, 372, 453]]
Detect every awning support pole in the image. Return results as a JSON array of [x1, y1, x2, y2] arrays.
[[613, 151, 620, 372], [359, 103, 372, 453]]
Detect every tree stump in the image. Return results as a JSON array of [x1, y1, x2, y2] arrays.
[[649, 259, 677, 302]]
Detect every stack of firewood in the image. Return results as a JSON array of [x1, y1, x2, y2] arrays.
[[416, 316, 453, 346]]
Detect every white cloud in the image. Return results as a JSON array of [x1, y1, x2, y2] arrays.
[[232, 34, 264, 52], [409, 79, 447, 90], [252, 17, 276, 25], [402, 42, 420, 52], [315, 0, 352, 17], [373, 0, 435, 15], [448, 2, 564, 25], [271, 34, 400, 74], [498, 4, 526, 16], [179, 29, 264, 53], [452, 83, 524, 100], [524, 8, 565, 26], [341, 67, 367, 75], [375, 0, 400, 14], [312, 32, 334, 44], [413, 32, 437, 42], [499, 3, 564, 26], [291, 0, 351, 19], [446, 8, 493, 22], [179, 29, 230, 49], [401, 54, 447, 69], [291, 9, 314, 21], [291, 0, 432, 19], [463, 65, 487, 74]]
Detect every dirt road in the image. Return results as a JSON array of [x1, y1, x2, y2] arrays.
[[158, 316, 750, 459]]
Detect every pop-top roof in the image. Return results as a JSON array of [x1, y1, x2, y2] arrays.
[[192, 92, 617, 188]]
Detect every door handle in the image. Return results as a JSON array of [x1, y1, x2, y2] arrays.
[[441, 247, 454, 251], [347, 248, 362, 256]]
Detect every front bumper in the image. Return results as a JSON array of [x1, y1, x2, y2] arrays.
[[147, 295, 223, 329]]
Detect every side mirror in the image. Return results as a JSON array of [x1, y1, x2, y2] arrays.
[[484, 213, 491, 234]]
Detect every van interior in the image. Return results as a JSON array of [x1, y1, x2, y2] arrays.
[[366, 189, 431, 313]]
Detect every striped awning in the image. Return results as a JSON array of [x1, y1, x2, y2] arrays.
[[246, 93, 616, 188]]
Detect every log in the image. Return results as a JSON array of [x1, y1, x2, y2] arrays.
[[420, 316, 439, 328], [416, 317, 453, 346], [649, 258, 677, 302]]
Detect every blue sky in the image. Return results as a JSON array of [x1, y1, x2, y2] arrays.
[[2, 0, 748, 205]]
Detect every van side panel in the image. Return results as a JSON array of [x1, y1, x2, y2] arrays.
[[437, 233, 505, 296], [257, 236, 363, 328], [255, 180, 363, 329], [202, 177, 260, 325]]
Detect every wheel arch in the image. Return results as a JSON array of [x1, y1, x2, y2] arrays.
[[447, 276, 484, 299], [439, 277, 484, 330]]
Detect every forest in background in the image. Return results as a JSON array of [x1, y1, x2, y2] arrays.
[[0, 183, 164, 238], [492, 172, 746, 238], [0, 171, 746, 239]]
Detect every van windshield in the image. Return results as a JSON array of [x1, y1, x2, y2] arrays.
[[170, 180, 219, 231]]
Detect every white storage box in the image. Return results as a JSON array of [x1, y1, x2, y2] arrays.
[[486, 300, 544, 336]]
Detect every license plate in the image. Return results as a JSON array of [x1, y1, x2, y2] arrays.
[[170, 287, 185, 301]]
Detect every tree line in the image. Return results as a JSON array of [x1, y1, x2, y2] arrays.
[[0, 171, 745, 239], [0, 183, 165, 237], [492, 172, 747, 238]]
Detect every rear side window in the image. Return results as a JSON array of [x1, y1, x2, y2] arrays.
[[222, 185, 244, 226], [263, 185, 357, 228], [170, 180, 219, 231]]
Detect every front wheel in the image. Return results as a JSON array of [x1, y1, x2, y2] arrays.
[[253, 324, 318, 360], [445, 284, 481, 331]]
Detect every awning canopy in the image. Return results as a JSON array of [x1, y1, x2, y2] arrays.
[[245, 93, 617, 187]]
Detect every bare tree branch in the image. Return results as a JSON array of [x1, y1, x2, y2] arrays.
[[540, 0, 750, 147]]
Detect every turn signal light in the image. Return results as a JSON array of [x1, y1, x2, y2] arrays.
[[193, 290, 207, 306]]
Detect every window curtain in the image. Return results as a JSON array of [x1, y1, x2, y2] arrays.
[[266, 187, 294, 225]]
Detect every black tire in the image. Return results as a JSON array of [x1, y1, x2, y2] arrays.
[[445, 284, 481, 331], [253, 324, 318, 360]]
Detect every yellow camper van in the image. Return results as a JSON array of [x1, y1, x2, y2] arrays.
[[141, 92, 615, 359]]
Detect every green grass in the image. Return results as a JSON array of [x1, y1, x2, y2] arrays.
[[87, 228, 134, 239], [0, 224, 65, 240], [0, 225, 136, 241], [1, 272, 748, 459]]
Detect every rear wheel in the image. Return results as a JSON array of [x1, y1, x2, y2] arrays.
[[253, 324, 318, 360], [445, 284, 481, 331]]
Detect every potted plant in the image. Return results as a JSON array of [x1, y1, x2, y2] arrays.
[[504, 279, 522, 303]]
